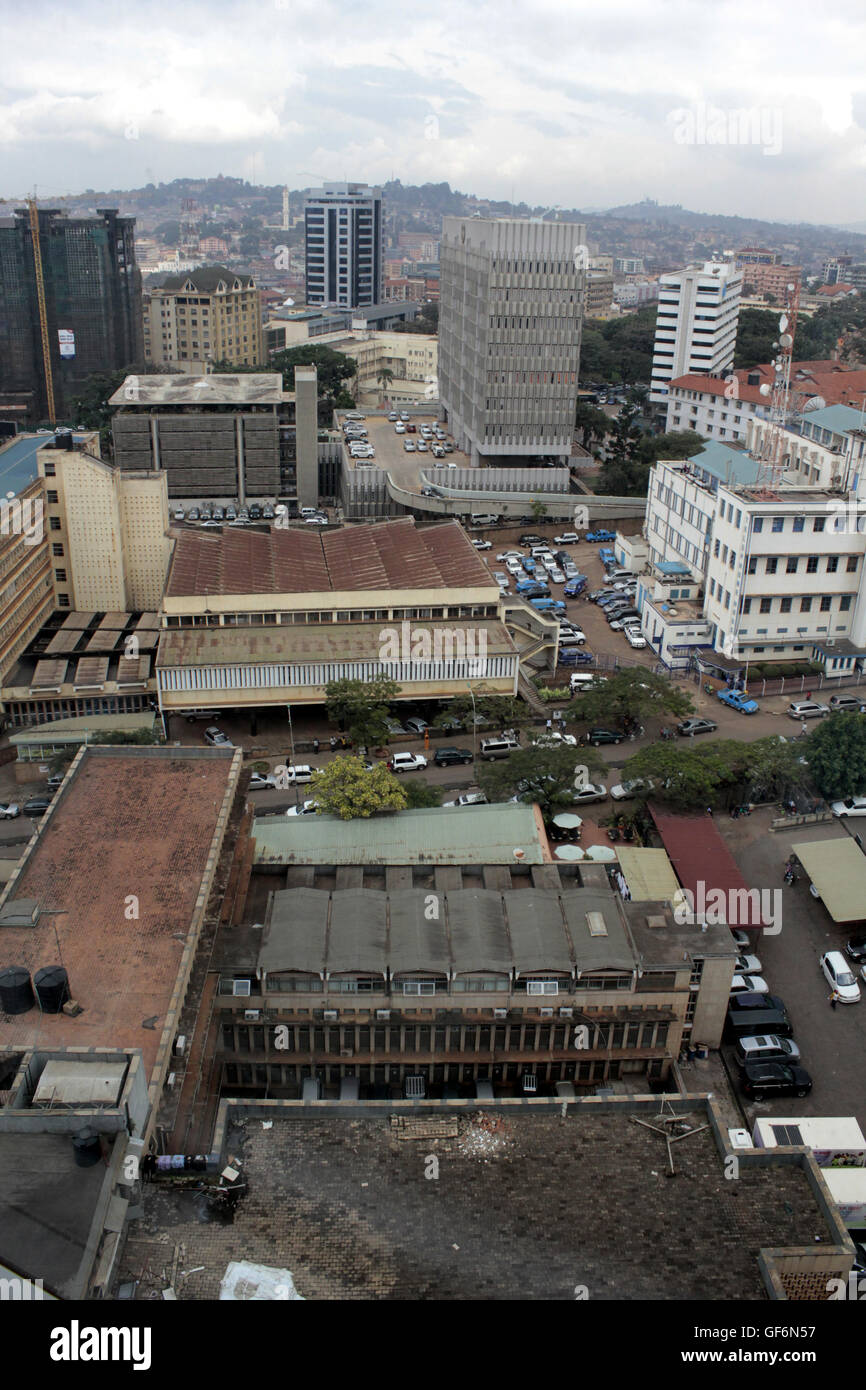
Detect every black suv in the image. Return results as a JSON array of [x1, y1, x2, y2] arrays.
[[741, 1061, 812, 1100], [519, 534, 544, 546], [846, 936, 866, 963], [586, 728, 622, 746], [434, 746, 473, 766], [24, 796, 53, 817]]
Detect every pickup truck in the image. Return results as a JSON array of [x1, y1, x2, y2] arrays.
[[716, 688, 759, 714]]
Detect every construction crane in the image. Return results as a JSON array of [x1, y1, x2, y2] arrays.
[[27, 197, 56, 426], [753, 278, 801, 490]]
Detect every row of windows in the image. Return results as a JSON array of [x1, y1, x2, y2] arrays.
[[163, 605, 498, 629], [220, 1019, 670, 1054], [160, 655, 515, 691], [739, 593, 852, 615], [746, 554, 858, 575]]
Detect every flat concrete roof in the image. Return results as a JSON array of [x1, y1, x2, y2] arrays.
[[0, 746, 239, 1083], [253, 803, 550, 866], [793, 838, 866, 922], [109, 373, 284, 406]]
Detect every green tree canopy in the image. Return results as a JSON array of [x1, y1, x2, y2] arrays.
[[476, 744, 605, 817], [620, 742, 734, 810], [311, 755, 407, 820], [803, 713, 866, 801], [566, 669, 694, 728], [402, 780, 444, 809], [324, 677, 401, 748]]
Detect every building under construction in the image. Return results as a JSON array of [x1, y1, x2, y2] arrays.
[[0, 207, 143, 427]]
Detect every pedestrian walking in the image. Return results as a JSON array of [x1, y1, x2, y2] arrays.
[[800, 720, 808, 737], [830, 990, 839, 1010], [806, 690, 812, 701], [312, 738, 320, 755], [706, 805, 713, 816], [329, 735, 336, 753], [546, 718, 552, 733]]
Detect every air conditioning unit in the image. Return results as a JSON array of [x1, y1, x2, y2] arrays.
[[540, 1007, 554, 1017], [559, 1007, 573, 1018], [323, 1010, 338, 1021], [173, 1035, 187, 1055], [376, 1009, 391, 1021], [166, 1072, 176, 1089], [244, 1009, 260, 1021], [232, 980, 251, 997], [494, 1008, 508, 1019]]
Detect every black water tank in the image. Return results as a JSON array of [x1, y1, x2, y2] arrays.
[[34, 965, 70, 1013], [73, 1128, 102, 1168], [0, 965, 34, 1015]]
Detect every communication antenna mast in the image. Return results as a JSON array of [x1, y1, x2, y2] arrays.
[[754, 280, 800, 489], [28, 198, 56, 426]]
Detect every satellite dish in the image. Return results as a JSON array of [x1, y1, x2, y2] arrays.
[[283, 297, 295, 306], [759, 384, 772, 396], [779, 333, 793, 349], [802, 395, 826, 411], [778, 314, 789, 331]]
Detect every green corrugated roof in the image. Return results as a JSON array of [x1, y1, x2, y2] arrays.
[[11, 713, 157, 746], [252, 802, 545, 865]]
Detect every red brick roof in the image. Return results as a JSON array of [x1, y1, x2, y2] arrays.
[[0, 748, 237, 1082], [670, 361, 866, 409], [166, 519, 493, 597]]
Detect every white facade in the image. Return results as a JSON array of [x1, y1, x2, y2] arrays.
[[438, 217, 585, 464], [650, 263, 742, 405], [665, 380, 768, 442], [304, 183, 383, 309]]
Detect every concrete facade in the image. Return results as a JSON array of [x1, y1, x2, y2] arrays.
[[304, 183, 383, 309], [650, 262, 742, 406]]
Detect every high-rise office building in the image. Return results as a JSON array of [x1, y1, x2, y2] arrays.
[[0, 208, 143, 426], [649, 261, 742, 406], [438, 217, 585, 464], [142, 265, 263, 370], [303, 184, 383, 309]]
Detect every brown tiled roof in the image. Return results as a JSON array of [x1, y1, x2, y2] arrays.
[[158, 619, 516, 668], [165, 519, 493, 597]]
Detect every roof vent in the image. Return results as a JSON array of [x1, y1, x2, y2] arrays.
[[586, 912, 608, 937], [645, 915, 667, 931]]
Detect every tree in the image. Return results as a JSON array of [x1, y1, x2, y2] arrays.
[[402, 780, 443, 809], [718, 735, 810, 803], [376, 367, 395, 400], [566, 669, 694, 728], [803, 713, 866, 801], [69, 363, 178, 450], [270, 345, 358, 424], [311, 755, 407, 820], [620, 742, 733, 810], [476, 744, 605, 817], [574, 400, 611, 453], [325, 677, 400, 748], [529, 498, 547, 521], [433, 693, 532, 732]]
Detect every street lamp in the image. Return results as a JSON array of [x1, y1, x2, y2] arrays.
[[466, 683, 477, 766], [286, 703, 299, 808]]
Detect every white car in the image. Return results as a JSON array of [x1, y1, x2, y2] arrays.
[[559, 626, 586, 644], [281, 764, 315, 784], [625, 630, 647, 649], [286, 799, 319, 817], [610, 778, 652, 800], [553, 533, 581, 545], [735, 954, 763, 975], [572, 782, 608, 804], [821, 949, 861, 1003], [471, 539, 492, 550], [787, 700, 829, 720], [248, 772, 277, 791], [443, 792, 489, 807], [497, 551, 524, 561], [563, 562, 579, 580], [395, 423, 406, 434], [730, 974, 770, 996], [204, 726, 233, 747], [417, 441, 429, 451], [506, 558, 523, 575], [403, 440, 416, 452], [547, 567, 566, 584], [830, 795, 866, 817], [0, 802, 20, 819], [389, 752, 428, 773], [532, 732, 579, 748]]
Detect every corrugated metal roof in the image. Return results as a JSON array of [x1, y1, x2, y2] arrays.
[[506, 891, 572, 975], [649, 805, 765, 927], [616, 848, 680, 903], [447, 890, 512, 975], [388, 889, 450, 975], [260, 886, 328, 976], [329, 888, 388, 975], [10, 712, 157, 745], [793, 838, 866, 923], [252, 803, 545, 866], [561, 891, 634, 973]]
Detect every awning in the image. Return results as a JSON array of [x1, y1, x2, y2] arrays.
[[792, 838, 866, 923], [616, 847, 680, 903]]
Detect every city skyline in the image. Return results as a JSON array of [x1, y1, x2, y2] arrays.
[[1, 0, 865, 224]]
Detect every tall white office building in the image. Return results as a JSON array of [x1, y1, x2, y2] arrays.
[[649, 262, 742, 406], [438, 217, 585, 464], [304, 183, 383, 309]]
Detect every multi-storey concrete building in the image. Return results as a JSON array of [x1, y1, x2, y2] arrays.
[[438, 217, 585, 464], [142, 265, 263, 371], [109, 371, 319, 508], [304, 183, 383, 309], [736, 261, 801, 301], [649, 262, 742, 408], [0, 207, 143, 426]]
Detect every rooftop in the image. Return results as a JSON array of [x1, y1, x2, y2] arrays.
[[0, 746, 239, 1085], [0, 433, 92, 496], [109, 374, 285, 407], [155, 265, 256, 294], [165, 518, 495, 598], [252, 802, 550, 867]]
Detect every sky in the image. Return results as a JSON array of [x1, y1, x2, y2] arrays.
[[1, 0, 865, 225]]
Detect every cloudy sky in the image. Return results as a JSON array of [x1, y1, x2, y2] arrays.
[[2, 0, 865, 224]]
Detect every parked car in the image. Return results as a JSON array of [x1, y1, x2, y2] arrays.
[[558, 627, 586, 645], [530, 598, 566, 613], [558, 647, 594, 665], [286, 799, 319, 817], [717, 689, 760, 714], [820, 949, 861, 1003], [787, 700, 829, 720], [730, 974, 770, 996], [497, 550, 523, 561], [443, 792, 488, 807], [625, 630, 647, 649], [829, 693, 866, 712], [433, 746, 473, 766], [471, 539, 492, 550], [734, 1035, 801, 1068], [519, 534, 544, 546], [735, 954, 763, 975], [389, 752, 428, 773], [505, 558, 523, 575], [571, 782, 608, 805], [586, 529, 616, 542], [401, 716, 428, 735], [610, 778, 652, 799], [587, 727, 623, 746], [0, 802, 20, 819], [553, 532, 581, 545], [23, 796, 52, 817], [547, 566, 566, 584], [677, 718, 718, 737], [417, 441, 429, 452], [248, 772, 276, 791], [204, 726, 233, 747], [846, 935, 866, 963], [532, 731, 579, 748], [831, 795, 866, 817], [403, 440, 416, 452], [741, 1061, 813, 1100]]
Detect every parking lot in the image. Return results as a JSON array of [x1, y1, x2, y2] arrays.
[[343, 412, 468, 496]]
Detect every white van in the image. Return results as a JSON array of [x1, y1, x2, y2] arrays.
[[470, 513, 499, 527], [480, 734, 520, 760], [570, 673, 601, 693], [300, 507, 318, 518]]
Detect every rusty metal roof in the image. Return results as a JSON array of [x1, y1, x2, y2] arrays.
[[157, 619, 516, 667]]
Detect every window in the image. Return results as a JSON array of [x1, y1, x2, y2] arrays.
[[765, 557, 777, 575], [806, 557, 819, 574], [786, 557, 798, 574], [840, 595, 853, 612], [49, 516, 61, 531], [54, 569, 66, 582], [526, 980, 559, 996], [58, 594, 70, 607], [713, 538, 720, 557], [820, 596, 832, 612], [742, 598, 751, 614], [52, 543, 64, 556], [800, 597, 812, 612], [847, 556, 859, 573], [826, 556, 838, 573], [747, 557, 757, 575], [753, 517, 763, 532], [793, 517, 804, 532], [772, 517, 784, 533], [46, 490, 59, 504], [780, 596, 792, 612], [760, 598, 771, 613], [813, 517, 825, 532]]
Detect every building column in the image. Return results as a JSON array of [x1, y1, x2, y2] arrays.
[[295, 367, 319, 509]]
